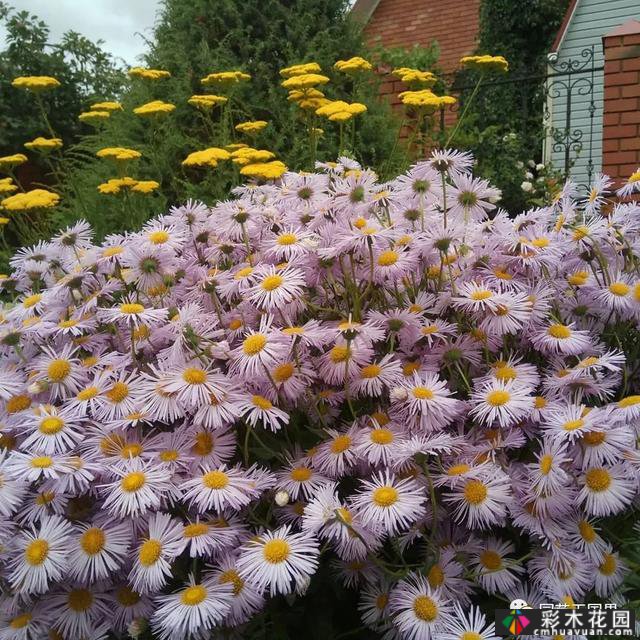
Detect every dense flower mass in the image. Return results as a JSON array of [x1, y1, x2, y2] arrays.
[[1, 150, 640, 639]]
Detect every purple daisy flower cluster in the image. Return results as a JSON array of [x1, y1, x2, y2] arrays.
[[1, 150, 640, 640]]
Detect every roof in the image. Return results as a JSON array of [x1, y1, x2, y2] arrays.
[[604, 18, 640, 38], [551, 0, 580, 52], [350, 0, 382, 23]]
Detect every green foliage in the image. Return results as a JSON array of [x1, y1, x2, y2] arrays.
[[450, 0, 570, 210]]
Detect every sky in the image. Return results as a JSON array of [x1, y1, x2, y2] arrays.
[[1, 0, 162, 64]]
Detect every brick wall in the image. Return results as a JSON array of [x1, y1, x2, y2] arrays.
[[602, 20, 640, 183], [363, 0, 481, 74]]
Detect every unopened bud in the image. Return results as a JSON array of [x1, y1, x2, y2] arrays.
[[127, 618, 148, 638], [28, 380, 48, 395], [275, 490, 290, 507], [390, 386, 408, 402], [71, 289, 83, 302]]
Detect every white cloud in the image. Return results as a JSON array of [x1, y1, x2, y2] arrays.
[[2, 0, 161, 63]]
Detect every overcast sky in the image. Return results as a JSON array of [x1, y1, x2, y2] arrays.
[[1, 0, 162, 64]]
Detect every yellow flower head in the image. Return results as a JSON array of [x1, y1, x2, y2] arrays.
[[279, 62, 322, 78], [334, 57, 373, 74], [133, 100, 176, 117], [0, 154, 28, 169], [96, 147, 142, 162], [230, 148, 275, 165], [11, 76, 61, 92], [240, 160, 287, 180], [130, 180, 160, 194], [392, 67, 437, 87], [1, 189, 60, 211], [182, 148, 232, 168], [315, 100, 367, 122], [287, 88, 328, 111], [0, 217, 9, 225], [398, 89, 453, 113], [90, 101, 123, 112], [187, 94, 228, 110], [128, 67, 171, 80], [24, 137, 63, 152], [460, 55, 509, 73], [201, 71, 251, 88], [281, 73, 330, 90], [97, 177, 138, 195], [0, 178, 18, 195], [226, 143, 249, 151], [235, 121, 268, 135], [79, 110, 110, 123]]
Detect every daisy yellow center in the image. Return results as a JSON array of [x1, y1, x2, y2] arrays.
[[599, 553, 617, 576], [548, 324, 571, 339], [413, 386, 434, 400], [376, 594, 389, 609], [282, 326, 304, 335], [58, 319, 77, 328], [22, 294, 42, 308], [290, 466, 312, 481], [470, 290, 493, 301], [139, 539, 162, 566], [202, 470, 229, 489], [10, 614, 32, 629], [36, 491, 55, 505], [116, 586, 141, 606], [30, 455, 53, 468], [447, 463, 470, 476], [277, 233, 297, 245], [80, 527, 106, 555], [82, 356, 98, 367], [229, 318, 243, 330], [184, 522, 210, 537], [495, 366, 517, 381], [121, 443, 143, 458], [160, 449, 179, 462], [330, 345, 350, 363], [534, 396, 547, 409], [479, 550, 502, 570], [336, 507, 352, 524], [583, 431, 605, 446], [578, 520, 596, 543], [464, 479, 488, 505], [422, 325, 438, 335], [243, 333, 267, 355], [47, 359, 71, 381], [261, 274, 283, 291], [371, 411, 390, 426], [427, 564, 444, 588], [486, 390, 510, 406], [331, 435, 352, 453], [25, 539, 49, 565], [149, 230, 169, 244], [377, 250, 398, 266], [372, 486, 398, 507], [6, 394, 31, 413], [103, 246, 123, 257], [585, 468, 611, 492], [539, 454, 553, 475], [219, 569, 245, 595], [235, 266, 254, 279], [107, 382, 129, 403], [121, 471, 146, 492], [370, 428, 394, 445], [573, 225, 590, 240], [461, 633, 482, 640], [39, 417, 64, 434], [68, 589, 93, 612], [263, 538, 290, 563], [618, 395, 640, 408], [252, 394, 273, 410], [563, 419, 584, 431], [183, 367, 207, 384], [273, 362, 295, 382], [193, 431, 213, 455], [413, 595, 438, 622], [532, 237, 550, 248], [609, 282, 630, 296], [361, 363, 382, 378], [77, 386, 99, 401], [181, 584, 207, 606], [119, 303, 145, 314]]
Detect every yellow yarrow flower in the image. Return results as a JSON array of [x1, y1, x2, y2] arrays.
[[398, 90, 455, 113], [240, 160, 287, 180], [128, 67, 171, 80], [230, 148, 276, 165], [1, 189, 60, 211], [0, 217, 9, 225], [182, 148, 232, 168], [235, 121, 268, 135], [460, 55, 509, 73], [279, 62, 322, 78], [315, 100, 367, 122], [187, 95, 228, 110], [0, 178, 18, 195], [281, 73, 330, 90], [97, 177, 138, 195], [392, 68, 437, 87], [334, 56, 373, 74], [79, 110, 110, 123], [90, 101, 123, 112], [0, 154, 28, 169], [11, 76, 60, 92], [24, 137, 63, 152], [287, 88, 328, 111], [201, 71, 251, 88], [130, 180, 160, 194], [133, 100, 176, 117], [96, 147, 142, 162], [226, 143, 249, 151]]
